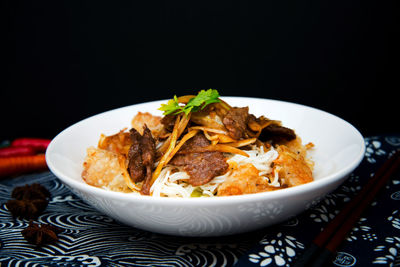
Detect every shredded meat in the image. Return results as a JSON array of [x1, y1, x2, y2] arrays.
[[170, 133, 229, 186], [127, 125, 156, 195], [222, 107, 249, 140]]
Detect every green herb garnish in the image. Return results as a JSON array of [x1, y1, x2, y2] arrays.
[[158, 89, 221, 116]]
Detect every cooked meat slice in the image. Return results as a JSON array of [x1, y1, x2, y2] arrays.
[[178, 132, 210, 152], [246, 114, 259, 133], [127, 129, 145, 182], [222, 107, 249, 140], [170, 152, 228, 186], [191, 107, 226, 130], [140, 165, 153, 196], [139, 127, 157, 195], [258, 124, 296, 143], [160, 114, 176, 132], [127, 125, 157, 195], [141, 126, 156, 166], [170, 133, 229, 186]]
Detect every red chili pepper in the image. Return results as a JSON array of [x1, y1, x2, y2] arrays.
[[0, 146, 36, 158], [0, 154, 48, 178], [11, 138, 51, 153]]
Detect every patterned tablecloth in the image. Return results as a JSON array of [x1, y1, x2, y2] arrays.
[[0, 135, 399, 267]]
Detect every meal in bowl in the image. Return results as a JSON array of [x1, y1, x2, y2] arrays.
[[82, 90, 314, 197]]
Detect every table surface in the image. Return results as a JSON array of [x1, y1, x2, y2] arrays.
[[1, 135, 400, 267]]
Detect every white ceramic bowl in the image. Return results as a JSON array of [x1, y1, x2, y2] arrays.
[[46, 97, 365, 236]]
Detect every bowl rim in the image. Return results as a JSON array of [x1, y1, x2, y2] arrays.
[[46, 96, 365, 206]]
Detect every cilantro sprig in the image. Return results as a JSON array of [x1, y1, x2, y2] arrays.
[[158, 89, 221, 116]]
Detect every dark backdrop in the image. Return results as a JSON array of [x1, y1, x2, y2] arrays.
[[3, 0, 399, 141]]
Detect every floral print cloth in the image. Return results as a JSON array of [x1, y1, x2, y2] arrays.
[[237, 135, 400, 267], [0, 135, 399, 266]]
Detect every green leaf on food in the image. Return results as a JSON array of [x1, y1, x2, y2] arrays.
[[158, 95, 184, 116], [158, 89, 221, 116]]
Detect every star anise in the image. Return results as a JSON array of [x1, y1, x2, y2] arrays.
[[11, 183, 50, 200], [6, 198, 48, 219], [5, 183, 50, 219], [21, 221, 62, 246]]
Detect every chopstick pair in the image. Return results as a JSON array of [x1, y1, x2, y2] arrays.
[[293, 149, 400, 267]]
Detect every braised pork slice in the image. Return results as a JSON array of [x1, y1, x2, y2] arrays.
[[127, 125, 156, 195], [222, 107, 249, 140], [170, 133, 228, 186]]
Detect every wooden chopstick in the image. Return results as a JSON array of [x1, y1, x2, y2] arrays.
[[293, 149, 400, 267]]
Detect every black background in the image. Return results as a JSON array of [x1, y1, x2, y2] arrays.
[[3, 0, 399, 141]]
